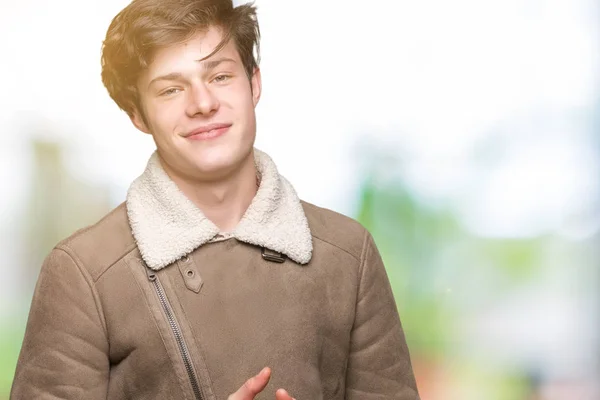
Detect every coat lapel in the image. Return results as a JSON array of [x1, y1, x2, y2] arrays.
[[126, 148, 313, 270]]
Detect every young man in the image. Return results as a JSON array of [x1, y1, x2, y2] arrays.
[[11, 0, 420, 399]]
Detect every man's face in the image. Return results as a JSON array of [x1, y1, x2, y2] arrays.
[[132, 26, 261, 180]]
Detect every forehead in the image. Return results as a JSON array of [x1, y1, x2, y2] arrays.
[[143, 27, 240, 80]]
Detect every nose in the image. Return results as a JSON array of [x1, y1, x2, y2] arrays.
[[185, 82, 219, 117]]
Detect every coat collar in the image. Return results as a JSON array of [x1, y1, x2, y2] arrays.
[[126, 148, 313, 271]]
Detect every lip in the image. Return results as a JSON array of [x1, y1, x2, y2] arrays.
[[184, 123, 231, 141]]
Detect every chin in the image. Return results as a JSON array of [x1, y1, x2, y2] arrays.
[[188, 147, 247, 176]]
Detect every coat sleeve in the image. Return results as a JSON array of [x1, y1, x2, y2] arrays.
[[345, 231, 420, 399], [11, 247, 109, 399]]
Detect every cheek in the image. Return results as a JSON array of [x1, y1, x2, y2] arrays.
[[148, 101, 182, 133], [226, 80, 255, 108], [232, 89, 257, 120]]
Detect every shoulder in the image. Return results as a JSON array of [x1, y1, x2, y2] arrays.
[[301, 200, 368, 262], [54, 202, 137, 281]]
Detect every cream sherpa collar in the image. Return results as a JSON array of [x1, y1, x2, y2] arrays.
[[126, 148, 313, 270]]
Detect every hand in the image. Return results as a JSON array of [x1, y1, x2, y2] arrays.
[[227, 367, 295, 400]]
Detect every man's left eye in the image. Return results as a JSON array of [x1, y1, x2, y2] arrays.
[[214, 75, 230, 83], [161, 88, 181, 96]]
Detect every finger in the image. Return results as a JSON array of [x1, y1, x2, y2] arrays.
[[228, 367, 271, 400], [275, 388, 295, 400]]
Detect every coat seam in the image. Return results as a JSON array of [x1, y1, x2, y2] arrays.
[[54, 245, 109, 340], [93, 243, 138, 282], [356, 229, 370, 311], [343, 228, 370, 394], [312, 234, 362, 263]]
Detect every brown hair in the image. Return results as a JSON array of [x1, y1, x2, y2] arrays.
[[101, 0, 260, 117]]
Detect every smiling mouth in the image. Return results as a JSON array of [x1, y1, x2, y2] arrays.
[[185, 124, 231, 141]]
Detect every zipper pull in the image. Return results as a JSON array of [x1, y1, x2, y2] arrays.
[[144, 263, 157, 282]]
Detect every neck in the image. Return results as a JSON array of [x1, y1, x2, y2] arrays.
[[159, 151, 258, 233]]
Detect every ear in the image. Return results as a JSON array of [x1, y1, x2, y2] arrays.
[[250, 67, 262, 107], [129, 108, 151, 134]]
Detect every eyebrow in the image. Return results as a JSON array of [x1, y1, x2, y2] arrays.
[[198, 57, 236, 71], [148, 57, 237, 89], [148, 73, 185, 89]]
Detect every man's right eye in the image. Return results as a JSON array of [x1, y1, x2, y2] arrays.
[[160, 88, 181, 96]]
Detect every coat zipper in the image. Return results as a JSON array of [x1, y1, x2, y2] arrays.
[[146, 269, 204, 400]]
